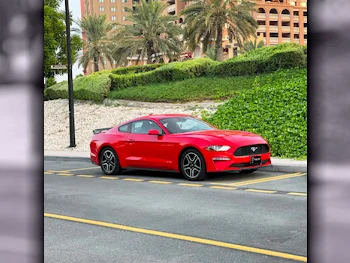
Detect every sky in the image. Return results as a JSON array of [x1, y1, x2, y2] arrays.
[[55, 0, 83, 82]]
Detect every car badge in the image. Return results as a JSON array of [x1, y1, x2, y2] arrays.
[[251, 146, 258, 152]]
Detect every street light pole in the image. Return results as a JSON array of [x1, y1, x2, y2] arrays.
[[65, 0, 76, 147]]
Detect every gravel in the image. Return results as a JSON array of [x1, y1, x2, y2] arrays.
[[44, 99, 223, 152]]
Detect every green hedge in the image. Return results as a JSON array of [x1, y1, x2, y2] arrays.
[[45, 73, 111, 102], [111, 64, 162, 75], [210, 43, 306, 77], [109, 58, 217, 91], [203, 68, 307, 159]]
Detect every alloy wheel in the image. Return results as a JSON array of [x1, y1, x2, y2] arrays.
[[101, 149, 116, 174], [182, 152, 202, 179]]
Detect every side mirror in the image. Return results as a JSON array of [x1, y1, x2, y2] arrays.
[[148, 129, 161, 136]]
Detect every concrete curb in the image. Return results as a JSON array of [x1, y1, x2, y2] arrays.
[[44, 155, 307, 174]]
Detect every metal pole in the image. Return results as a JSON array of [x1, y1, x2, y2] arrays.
[[65, 0, 76, 147]]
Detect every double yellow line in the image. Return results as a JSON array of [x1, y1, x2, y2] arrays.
[[213, 172, 306, 187]]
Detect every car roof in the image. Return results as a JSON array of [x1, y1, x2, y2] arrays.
[[117, 114, 193, 127]]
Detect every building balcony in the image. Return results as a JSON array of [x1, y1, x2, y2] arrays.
[[293, 16, 299, 22], [303, 16, 307, 22], [257, 13, 266, 20], [281, 14, 290, 20], [282, 38, 291, 43], [294, 27, 300, 33], [269, 26, 278, 32], [304, 39, 307, 44], [269, 14, 278, 21], [304, 27, 307, 33], [282, 26, 291, 32], [269, 37, 279, 44], [168, 4, 175, 13], [258, 25, 266, 31]]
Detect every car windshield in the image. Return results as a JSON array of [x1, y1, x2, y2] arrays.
[[159, 117, 215, 134]]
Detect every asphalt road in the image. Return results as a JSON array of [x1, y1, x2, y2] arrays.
[[44, 159, 307, 263]]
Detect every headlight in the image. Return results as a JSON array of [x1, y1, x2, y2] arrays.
[[206, 145, 231, 152]]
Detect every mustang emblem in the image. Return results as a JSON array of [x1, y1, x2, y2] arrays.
[[251, 146, 258, 152]]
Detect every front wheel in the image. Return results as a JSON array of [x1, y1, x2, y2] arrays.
[[180, 149, 207, 181], [100, 147, 121, 175]]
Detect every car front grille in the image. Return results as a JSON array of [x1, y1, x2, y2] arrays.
[[233, 144, 269, 156]]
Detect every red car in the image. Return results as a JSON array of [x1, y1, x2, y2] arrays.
[[90, 114, 271, 181]]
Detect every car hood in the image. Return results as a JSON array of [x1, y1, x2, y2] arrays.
[[183, 130, 268, 146]]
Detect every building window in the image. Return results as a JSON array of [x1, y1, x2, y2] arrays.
[[269, 8, 278, 14], [103, 60, 107, 65], [282, 33, 290, 38], [122, 7, 126, 12], [293, 11, 299, 16], [270, 33, 278, 38], [99, 0, 104, 2], [122, 0, 127, 3], [112, 25, 117, 29], [282, 9, 290, 15], [111, 0, 116, 2], [294, 23, 299, 27], [303, 11, 307, 16], [269, 20, 278, 26], [258, 20, 266, 25], [122, 16, 126, 21], [99, 7, 104, 11], [257, 8, 266, 14], [304, 23, 307, 28], [111, 7, 116, 12], [112, 16, 116, 21], [304, 34, 307, 40], [294, 34, 299, 39], [282, 21, 290, 26]]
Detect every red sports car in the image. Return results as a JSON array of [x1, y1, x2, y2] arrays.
[[90, 114, 271, 181]]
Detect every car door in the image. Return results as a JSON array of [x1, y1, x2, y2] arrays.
[[125, 119, 173, 170]]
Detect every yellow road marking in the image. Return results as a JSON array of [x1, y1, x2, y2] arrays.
[[149, 180, 173, 185], [44, 172, 54, 175], [52, 167, 100, 173], [77, 175, 95, 178], [177, 183, 203, 187], [209, 186, 237, 190], [245, 189, 277, 194], [99, 176, 118, 180], [287, 192, 307, 197], [44, 213, 307, 262], [212, 173, 305, 187], [123, 178, 144, 182], [56, 173, 73, 176]]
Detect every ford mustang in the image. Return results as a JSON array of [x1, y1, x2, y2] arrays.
[[90, 114, 271, 181]]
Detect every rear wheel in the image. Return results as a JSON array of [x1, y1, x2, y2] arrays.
[[180, 149, 207, 181], [100, 147, 121, 175], [239, 169, 257, 174]]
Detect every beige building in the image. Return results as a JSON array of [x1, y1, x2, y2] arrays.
[[81, 0, 307, 74]]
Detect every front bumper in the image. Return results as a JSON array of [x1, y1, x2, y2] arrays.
[[203, 151, 271, 172]]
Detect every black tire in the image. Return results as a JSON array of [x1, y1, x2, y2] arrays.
[[180, 148, 207, 181], [99, 147, 122, 175], [239, 169, 258, 174]]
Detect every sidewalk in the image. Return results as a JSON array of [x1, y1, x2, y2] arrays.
[[44, 151, 307, 173]]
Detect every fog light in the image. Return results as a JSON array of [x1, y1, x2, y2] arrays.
[[213, 157, 231, 161]]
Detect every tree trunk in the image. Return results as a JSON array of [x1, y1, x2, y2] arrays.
[[147, 41, 154, 64], [93, 55, 99, 72], [216, 26, 224, 62]]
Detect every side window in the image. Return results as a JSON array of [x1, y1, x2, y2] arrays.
[[131, 120, 164, 134], [118, 123, 131, 133]]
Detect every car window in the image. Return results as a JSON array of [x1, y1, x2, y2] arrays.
[[131, 120, 164, 134], [118, 123, 131, 133], [160, 117, 215, 134]]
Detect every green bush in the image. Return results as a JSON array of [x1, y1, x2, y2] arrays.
[[203, 68, 307, 159], [109, 58, 217, 91], [210, 43, 306, 77], [111, 64, 162, 75], [45, 73, 111, 102]]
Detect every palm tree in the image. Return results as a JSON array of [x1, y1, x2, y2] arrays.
[[75, 15, 116, 72], [203, 46, 217, 60], [181, 0, 258, 61], [240, 36, 264, 53], [112, 0, 184, 65]]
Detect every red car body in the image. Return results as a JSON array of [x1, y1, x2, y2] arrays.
[[90, 114, 271, 177]]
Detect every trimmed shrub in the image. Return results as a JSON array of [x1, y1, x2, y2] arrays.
[[203, 68, 307, 159], [45, 73, 111, 102], [109, 58, 217, 91], [210, 43, 306, 77], [111, 64, 162, 75]]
